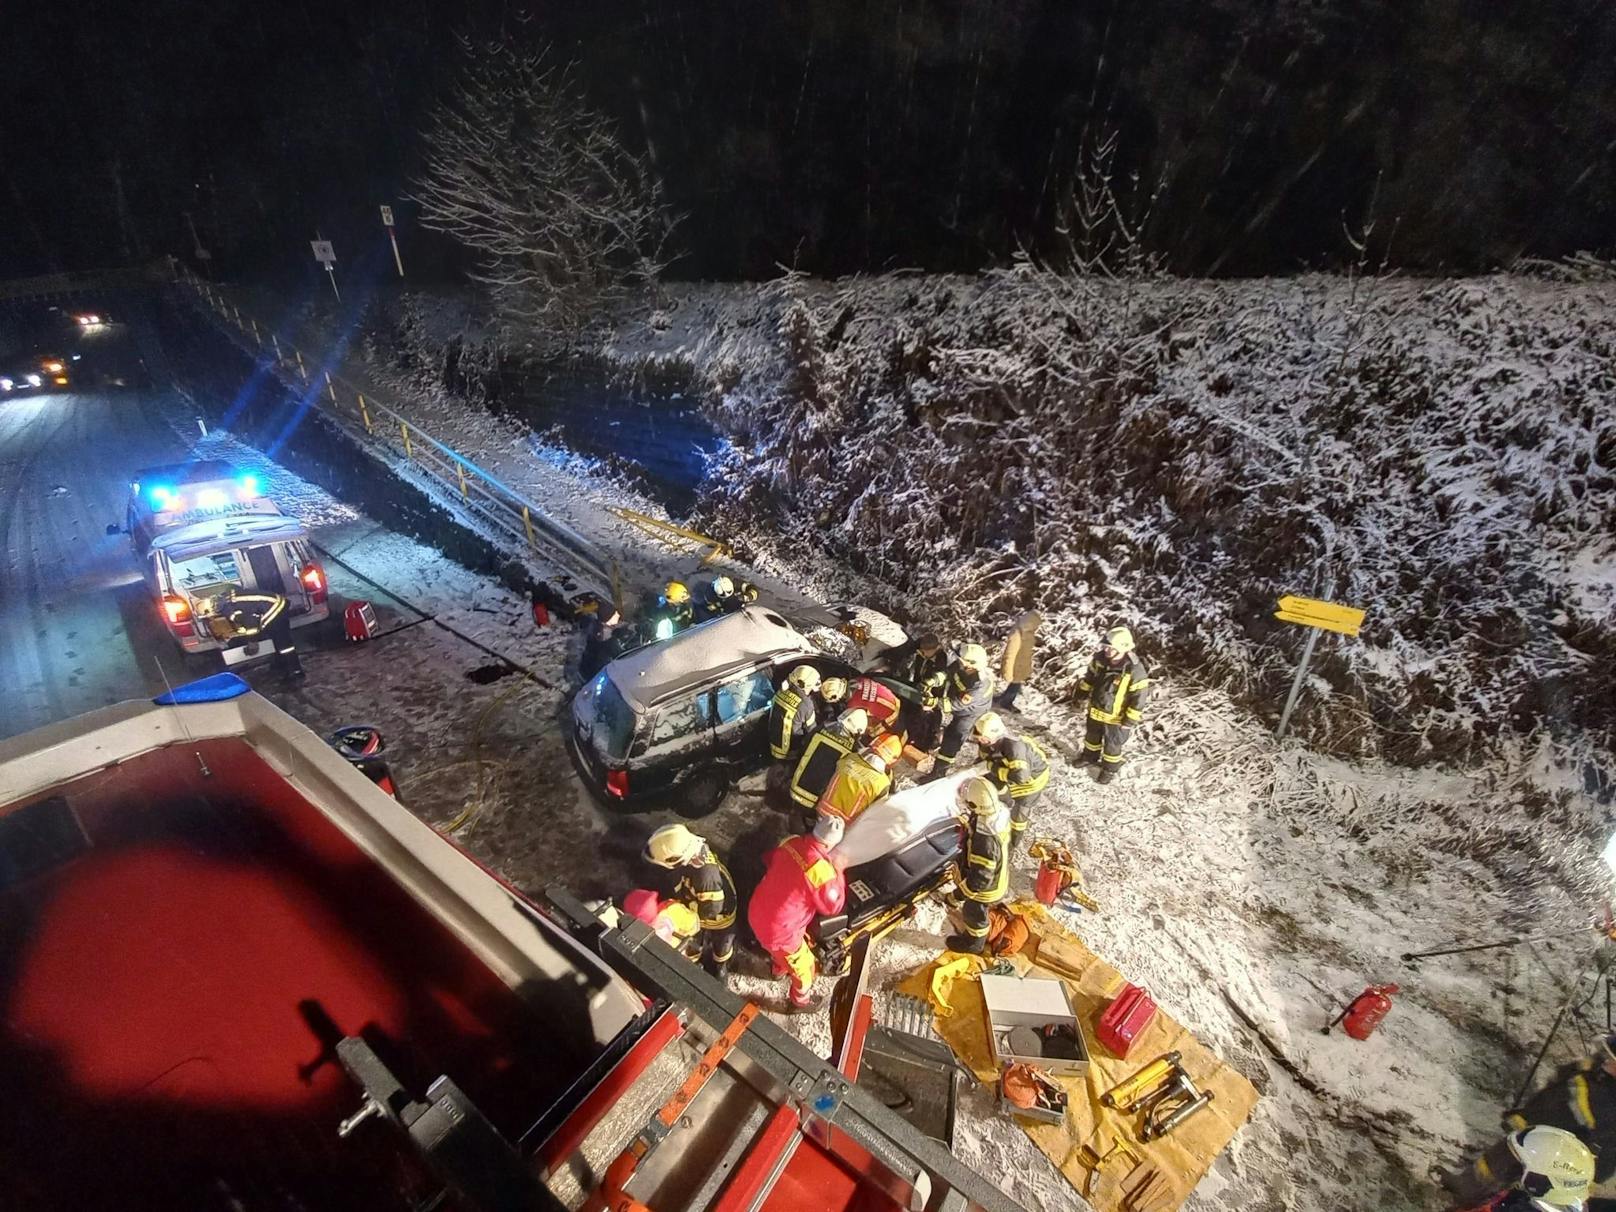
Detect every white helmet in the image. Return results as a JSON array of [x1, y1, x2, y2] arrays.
[[973, 712, 1007, 744], [819, 676, 848, 704], [812, 814, 845, 848], [838, 708, 869, 737], [958, 643, 988, 671], [788, 665, 822, 694], [1508, 1125, 1594, 1210], [712, 574, 735, 597]]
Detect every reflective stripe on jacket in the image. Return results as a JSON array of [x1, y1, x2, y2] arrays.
[[962, 811, 1011, 903], [987, 735, 1050, 799], [816, 752, 892, 821], [1078, 653, 1150, 725], [675, 851, 737, 931], [769, 687, 816, 760], [747, 834, 847, 955], [789, 724, 858, 808]]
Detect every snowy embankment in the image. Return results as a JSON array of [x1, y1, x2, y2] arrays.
[[242, 269, 1615, 1211], [602, 269, 1616, 768]]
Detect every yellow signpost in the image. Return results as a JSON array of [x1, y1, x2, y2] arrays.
[[1273, 594, 1366, 739]]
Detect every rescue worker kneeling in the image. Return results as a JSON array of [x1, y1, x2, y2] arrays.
[[788, 708, 869, 810], [747, 815, 848, 1013], [973, 712, 1050, 850], [947, 777, 1012, 956], [769, 665, 821, 761], [817, 732, 904, 823], [644, 824, 737, 981]]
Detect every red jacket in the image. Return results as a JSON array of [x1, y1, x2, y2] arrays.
[[747, 835, 847, 955]]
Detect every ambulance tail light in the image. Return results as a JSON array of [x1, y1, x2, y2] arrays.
[[160, 594, 194, 635], [300, 561, 328, 605]]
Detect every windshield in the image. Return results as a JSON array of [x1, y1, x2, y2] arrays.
[[587, 674, 638, 761]]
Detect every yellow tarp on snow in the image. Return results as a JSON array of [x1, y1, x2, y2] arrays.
[[898, 904, 1259, 1212]]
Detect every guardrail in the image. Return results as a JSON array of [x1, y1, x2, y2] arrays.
[[176, 272, 619, 597]]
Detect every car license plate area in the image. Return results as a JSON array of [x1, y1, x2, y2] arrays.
[[221, 641, 270, 667]]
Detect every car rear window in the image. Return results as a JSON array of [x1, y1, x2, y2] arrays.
[[589, 675, 638, 761]]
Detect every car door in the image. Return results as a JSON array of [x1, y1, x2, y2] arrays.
[[711, 666, 776, 757], [634, 688, 716, 785]]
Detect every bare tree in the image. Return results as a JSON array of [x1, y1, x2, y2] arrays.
[[414, 39, 676, 337]]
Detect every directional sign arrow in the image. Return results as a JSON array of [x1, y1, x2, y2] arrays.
[[1274, 594, 1365, 638]]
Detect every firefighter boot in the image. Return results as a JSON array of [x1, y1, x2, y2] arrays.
[[1095, 765, 1117, 785], [946, 933, 987, 955]]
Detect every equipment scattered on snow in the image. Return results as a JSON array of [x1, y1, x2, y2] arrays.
[[343, 599, 378, 641], [1322, 983, 1399, 1039]]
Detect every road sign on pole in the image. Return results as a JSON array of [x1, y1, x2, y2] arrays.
[[310, 240, 340, 301], [379, 205, 404, 277], [1273, 593, 1365, 740]]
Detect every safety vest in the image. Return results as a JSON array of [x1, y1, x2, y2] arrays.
[[816, 753, 892, 822], [790, 724, 858, 808], [768, 687, 814, 760]]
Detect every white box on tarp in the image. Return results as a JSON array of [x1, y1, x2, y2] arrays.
[[980, 973, 1089, 1078]]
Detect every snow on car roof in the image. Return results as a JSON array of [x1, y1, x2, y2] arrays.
[[608, 605, 817, 712], [151, 514, 307, 561]]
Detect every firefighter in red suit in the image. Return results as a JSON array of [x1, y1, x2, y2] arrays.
[[747, 815, 848, 1013]]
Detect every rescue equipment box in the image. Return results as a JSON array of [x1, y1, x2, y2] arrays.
[[1097, 982, 1158, 1059], [981, 973, 1090, 1078]]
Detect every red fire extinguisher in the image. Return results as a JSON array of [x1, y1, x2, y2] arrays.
[[1327, 984, 1399, 1040]]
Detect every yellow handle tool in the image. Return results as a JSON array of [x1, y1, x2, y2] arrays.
[[1101, 1051, 1183, 1109]]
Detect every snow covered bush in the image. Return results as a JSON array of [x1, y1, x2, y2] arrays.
[[611, 268, 1616, 765]]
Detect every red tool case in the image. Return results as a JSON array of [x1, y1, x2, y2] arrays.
[[1097, 983, 1157, 1058]]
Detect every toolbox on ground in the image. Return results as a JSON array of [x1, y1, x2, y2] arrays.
[[1097, 982, 1158, 1058], [981, 973, 1090, 1077]]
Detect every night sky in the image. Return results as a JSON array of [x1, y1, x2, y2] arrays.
[[2, 0, 1613, 282]]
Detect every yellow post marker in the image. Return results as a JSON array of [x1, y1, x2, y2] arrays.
[[324, 371, 338, 404], [456, 462, 468, 500], [357, 393, 372, 433], [294, 349, 307, 380], [522, 506, 537, 549], [1273, 594, 1366, 739], [401, 422, 413, 458]]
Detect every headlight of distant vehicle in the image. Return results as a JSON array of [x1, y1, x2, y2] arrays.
[[74, 313, 102, 326], [0, 377, 12, 391], [26, 374, 42, 388], [43, 360, 64, 374]]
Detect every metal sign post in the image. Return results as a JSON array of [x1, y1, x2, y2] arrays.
[[379, 205, 404, 278], [1273, 594, 1366, 740], [310, 239, 340, 301]]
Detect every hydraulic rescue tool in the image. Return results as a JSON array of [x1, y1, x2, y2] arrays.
[[1101, 1052, 1182, 1109]]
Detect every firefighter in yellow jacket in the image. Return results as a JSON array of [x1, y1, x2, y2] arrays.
[[645, 824, 737, 981], [947, 777, 1012, 955], [769, 665, 822, 761], [972, 712, 1050, 848], [816, 732, 903, 823], [1078, 626, 1149, 784]]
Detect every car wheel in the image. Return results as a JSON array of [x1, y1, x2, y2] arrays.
[[671, 763, 731, 819]]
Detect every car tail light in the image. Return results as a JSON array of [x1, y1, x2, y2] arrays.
[[300, 561, 328, 605], [605, 769, 629, 799], [160, 594, 193, 634]]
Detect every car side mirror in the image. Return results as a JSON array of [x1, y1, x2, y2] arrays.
[[105, 522, 123, 536]]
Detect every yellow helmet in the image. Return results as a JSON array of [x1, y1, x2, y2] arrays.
[[956, 775, 1001, 817], [644, 823, 704, 867], [1104, 626, 1135, 655], [973, 712, 1007, 744], [819, 676, 848, 704], [788, 665, 822, 693], [663, 581, 691, 605], [958, 643, 988, 670]]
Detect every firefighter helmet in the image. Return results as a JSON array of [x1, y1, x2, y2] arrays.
[[868, 732, 904, 767], [838, 708, 869, 737], [819, 676, 848, 704], [1104, 626, 1135, 655], [958, 643, 988, 670], [645, 823, 704, 868], [663, 580, 691, 605], [1507, 1125, 1594, 1209], [973, 712, 1007, 744], [711, 574, 735, 598], [788, 665, 822, 694], [956, 776, 1001, 818], [812, 814, 845, 848]]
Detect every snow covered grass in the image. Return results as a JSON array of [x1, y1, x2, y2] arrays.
[[601, 269, 1616, 767]]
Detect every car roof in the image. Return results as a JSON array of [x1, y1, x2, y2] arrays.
[[133, 460, 239, 488], [150, 514, 307, 561], [607, 605, 817, 713]]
